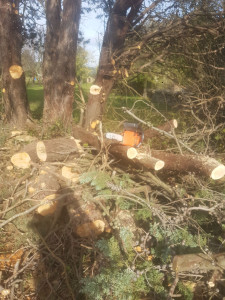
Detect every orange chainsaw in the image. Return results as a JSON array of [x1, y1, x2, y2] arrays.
[[106, 122, 143, 147]]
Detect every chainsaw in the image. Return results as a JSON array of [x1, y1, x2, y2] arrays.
[[106, 122, 144, 147]]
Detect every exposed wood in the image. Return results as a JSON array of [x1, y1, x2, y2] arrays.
[[144, 119, 178, 140], [72, 126, 225, 180], [127, 147, 138, 159], [110, 144, 165, 171], [150, 150, 225, 180], [11, 137, 80, 168], [61, 166, 80, 183], [172, 253, 225, 273], [37, 194, 59, 216], [28, 166, 61, 216], [9, 65, 23, 79], [83, 0, 144, 129], [0, 0, 29, 127], [67, 201, 110, 238], [11, 152, 31, 169]]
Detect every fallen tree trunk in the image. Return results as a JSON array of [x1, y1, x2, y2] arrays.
[[144, 119, 178, 140], [72, 126, 225, 180], [11, 137, 81, 168], [150, 150, 225, 180], [109, 144, 165, 171], [172, 252, 225, 273]]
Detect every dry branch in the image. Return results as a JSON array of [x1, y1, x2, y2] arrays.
[[144, 119, 178, 140]]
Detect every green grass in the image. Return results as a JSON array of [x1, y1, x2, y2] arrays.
[[27, 84, 44, 119], [26, 83, 187, 135], [27, 83, 92, 121]]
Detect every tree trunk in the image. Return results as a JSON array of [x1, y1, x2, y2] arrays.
[[43, 0, 81, 128], [72, 125, 225, 180], [83, 0, 143, 129], [0, 0, 29, 127], [109, 144, 165, 171], [150, 150, 225, 180], [11, 137, 81, 168]]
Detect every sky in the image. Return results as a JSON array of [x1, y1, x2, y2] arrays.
[[80, 9, 105, 67]]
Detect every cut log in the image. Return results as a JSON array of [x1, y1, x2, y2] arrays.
[[73, 126, 101, 150], [144, 119, 178, 140], [127, 147, 138, 159], [11, 152, 31, 169], [72, 126, 225, 179], [61, 166, 80, 183], [73, 126, 225, 180], [150, 150, 225, 180], [11, 137, 81, 168], [28, 166, 61, 216], [67, 201, 110, 238], [37, 194, 59, 216], [109, 144, 165, 171], [36, 137, 79, 162], [172, 252, 225, 273]]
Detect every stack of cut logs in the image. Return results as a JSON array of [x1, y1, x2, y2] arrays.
[[9, 120, 225, 238]]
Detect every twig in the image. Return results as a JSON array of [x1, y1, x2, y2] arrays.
[[10, 260, 20, 300], [122, 107, 196, 154], [11, 168, 36, 197], [35, 229, 76, 300], [167, 273, 179, 299], [0, 193, 73, 229]]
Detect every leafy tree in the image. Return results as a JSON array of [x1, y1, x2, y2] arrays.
[[21, 48, 38, 80], [76, 45, 90, 83]]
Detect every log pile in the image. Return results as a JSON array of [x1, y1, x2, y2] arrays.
[[72, 124, 225, 180], [8, 120, 225, 238], [11, 137, 82, 168], [11, 123, 225, 180]]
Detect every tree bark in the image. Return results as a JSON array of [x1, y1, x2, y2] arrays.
[[11, 137, 81, 168], [109, 144, 165, 171], [43, 0, 81, 128], [172, 252, 225, 273], [150, 150, 225, 180], [83, 0, 143, 129], [0, 0, 29, 127], [72, 125, 225, 180]]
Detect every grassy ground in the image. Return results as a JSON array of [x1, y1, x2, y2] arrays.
[[26, 82, 189, 137], [27, 83, 44, 120]]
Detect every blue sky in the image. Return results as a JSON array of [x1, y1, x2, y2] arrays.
[[80, 9, 105, 67]]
